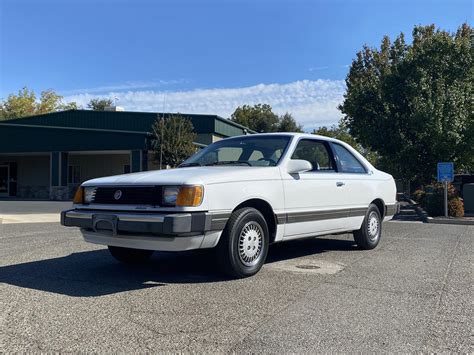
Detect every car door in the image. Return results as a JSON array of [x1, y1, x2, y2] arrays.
[[282, 138, 348, 238], [330, 142, 372, 230]]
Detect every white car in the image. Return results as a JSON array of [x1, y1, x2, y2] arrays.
[[61, 133, 398, 277]]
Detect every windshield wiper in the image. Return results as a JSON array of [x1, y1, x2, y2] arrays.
[[178, 162, 202, 168], [205, 161, 252, 166]]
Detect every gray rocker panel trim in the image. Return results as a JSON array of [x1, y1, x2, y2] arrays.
[[276, 207, 368, 225]]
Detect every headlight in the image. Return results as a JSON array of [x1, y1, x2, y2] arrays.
[[84, 187, 97, 203], [162, 185, 204, 207], [162, 186, 180, 206]]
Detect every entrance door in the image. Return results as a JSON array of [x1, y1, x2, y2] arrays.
[[0, 165, 9, 196]]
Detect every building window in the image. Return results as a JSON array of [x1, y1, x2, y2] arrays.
[[68, 165, 81, 184], [123, 165, 131, 174]]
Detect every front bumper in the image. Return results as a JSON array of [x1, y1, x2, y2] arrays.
[[61, 209, 229, 236], [61, 209, 230, 251]]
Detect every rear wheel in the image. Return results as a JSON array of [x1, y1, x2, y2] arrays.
[[353, 204, 382, 250], [108, 246, 154, 264], [216, 207, 269, 278]]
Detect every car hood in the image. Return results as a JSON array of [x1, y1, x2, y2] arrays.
[[82, 166, 281, 186]]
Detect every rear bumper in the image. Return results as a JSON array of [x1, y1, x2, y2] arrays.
[[386, 203, 400, 216], [384, 203, 400, 221]]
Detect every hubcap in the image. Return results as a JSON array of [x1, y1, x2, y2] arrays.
[[367, 211, 380, 241], [238, 221, 264, 266]]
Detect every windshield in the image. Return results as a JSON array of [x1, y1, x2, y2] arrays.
[[179, 135, 291, 167]]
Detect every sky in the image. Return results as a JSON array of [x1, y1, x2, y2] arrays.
[[0, 0, 471, 130]]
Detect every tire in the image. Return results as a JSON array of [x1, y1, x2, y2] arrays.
[[216, 207, 269, 278], [353, 203, 382, 250], [108, 246, 154, 264]]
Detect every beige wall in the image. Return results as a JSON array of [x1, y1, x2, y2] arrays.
[[68, 154, 130, 183], [196, 133, 225, 145], [212, 134, 224, 142]]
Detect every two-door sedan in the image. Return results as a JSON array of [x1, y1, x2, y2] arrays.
[[61, 133, 399, 277]]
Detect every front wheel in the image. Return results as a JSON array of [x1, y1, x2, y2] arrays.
[[216, 207, 269, 278], [353, 204, 382, 250], [108, 246, 154, 264]]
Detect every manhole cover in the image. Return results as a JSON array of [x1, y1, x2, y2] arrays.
[[295, 264, 321, 270], [266, 260, 345, 274]]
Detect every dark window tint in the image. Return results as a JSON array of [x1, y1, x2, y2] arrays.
[[291, 139, 335, 171], [333, 143, 366, 173]]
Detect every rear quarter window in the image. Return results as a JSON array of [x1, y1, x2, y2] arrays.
[[333, 143, 367, 174]]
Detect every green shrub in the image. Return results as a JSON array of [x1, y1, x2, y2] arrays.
[[448, 197, 464, 217], [423, 191, 444, 216], [412, 189, 426, 204], [416, 182, 464, 217]]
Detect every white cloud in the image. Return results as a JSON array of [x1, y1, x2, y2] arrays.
[[64, 79, 346, 130], [61, 79, 188, 95]]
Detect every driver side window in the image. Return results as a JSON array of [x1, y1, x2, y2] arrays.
[[291, 139, 335, 171]]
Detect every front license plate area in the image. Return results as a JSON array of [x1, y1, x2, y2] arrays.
[[92, 214, 118, 236]]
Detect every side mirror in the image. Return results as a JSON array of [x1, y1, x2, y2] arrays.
[[286, 159, 313, 174]]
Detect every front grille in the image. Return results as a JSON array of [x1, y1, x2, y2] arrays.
[[92, 186, 161, 205]]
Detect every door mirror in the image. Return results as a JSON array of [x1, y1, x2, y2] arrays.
[[286, 159, 313, 174]]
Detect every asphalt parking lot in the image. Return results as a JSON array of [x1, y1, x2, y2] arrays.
[[0, 205, 472, 352]]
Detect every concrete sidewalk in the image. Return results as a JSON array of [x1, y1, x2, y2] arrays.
[[397, 196, 474, 226], [426, 215, 474, 226], [0, 200, 68, 224], [0, 213, 60, 224], [0, 200, 71, 214]]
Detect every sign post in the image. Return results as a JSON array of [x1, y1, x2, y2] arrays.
[[437, 162, 454, 218]]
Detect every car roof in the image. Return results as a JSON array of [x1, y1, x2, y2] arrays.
[[230, 132, 338, 142]]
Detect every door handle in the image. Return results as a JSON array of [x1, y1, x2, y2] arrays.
[[336, 181, 345, 187]]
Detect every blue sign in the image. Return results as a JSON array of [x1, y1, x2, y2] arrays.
[[437, 162, 454, 182]]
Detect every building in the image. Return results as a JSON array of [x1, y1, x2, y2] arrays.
[[0, 109, 251, 200]]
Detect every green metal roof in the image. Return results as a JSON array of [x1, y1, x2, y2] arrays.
[[0, 109, 254, 154], [0, 109, 252, 135], [0, 124, 149, 153]]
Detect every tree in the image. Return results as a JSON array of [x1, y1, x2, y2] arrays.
[[87, 98, 114, 111], [339, 23, 473, 185], [152, 114, 197, 168], [0, 87, 78, 120], [277, 112, 303, 132], [230, 104, 303, 132], [231, 104, 279, 133], [312, 120, 378, 165]]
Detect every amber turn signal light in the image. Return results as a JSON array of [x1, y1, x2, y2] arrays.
[[176, 185, 204, 207], [73, 187, 84, 204]]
